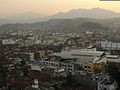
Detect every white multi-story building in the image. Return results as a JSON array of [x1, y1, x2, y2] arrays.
[[97, 41, 120, 50], [43, 61, 60, 67], [2, 39, 16, 45], [42, 60, 74, 72]]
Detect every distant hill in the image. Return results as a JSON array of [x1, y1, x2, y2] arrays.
[[0, 12, 46, 25], [0, 18, 110, 32], [0, 8, 120, 25]]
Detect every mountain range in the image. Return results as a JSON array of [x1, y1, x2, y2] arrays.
[[0, 8, 120, 25], [1, 17, 120, 32], [0, 8, 120, 33]]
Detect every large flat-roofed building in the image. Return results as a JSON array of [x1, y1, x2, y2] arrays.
[[53, 48, 104, 63], [96, 41, 120, 50]]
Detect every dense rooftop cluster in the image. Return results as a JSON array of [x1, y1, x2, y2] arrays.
[[0, 30, 120, 90]]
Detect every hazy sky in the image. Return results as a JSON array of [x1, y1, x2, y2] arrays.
[[0, 0, 120, 18]]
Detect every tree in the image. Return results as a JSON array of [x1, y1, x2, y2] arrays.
[[107, 62, 120, 90]]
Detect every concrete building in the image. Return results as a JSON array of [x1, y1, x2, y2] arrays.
[[61, 62, 74, 71], [84, 63, 94, 74], [97, 41, 120, 50], [2, 39, 16, 45], [84, 63, 103, 74], [39, 51, 46, 58], [31, 65, 43, 71], [24, 53, 34, 61], [42, 60, 74, 72], [53, 48, 104, 63], [43, 60, 60, 67], [95, 55, 120, 64]]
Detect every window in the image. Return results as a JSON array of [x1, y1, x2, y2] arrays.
[[88, 66, 91, 69], [85, 66, 87, 68]]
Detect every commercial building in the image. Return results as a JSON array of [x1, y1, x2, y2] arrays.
[[42, 59, 74, 72], [53, 48, 104, 63]]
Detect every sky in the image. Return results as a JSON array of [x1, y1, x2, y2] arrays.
[[0, 0, 120, 18]]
